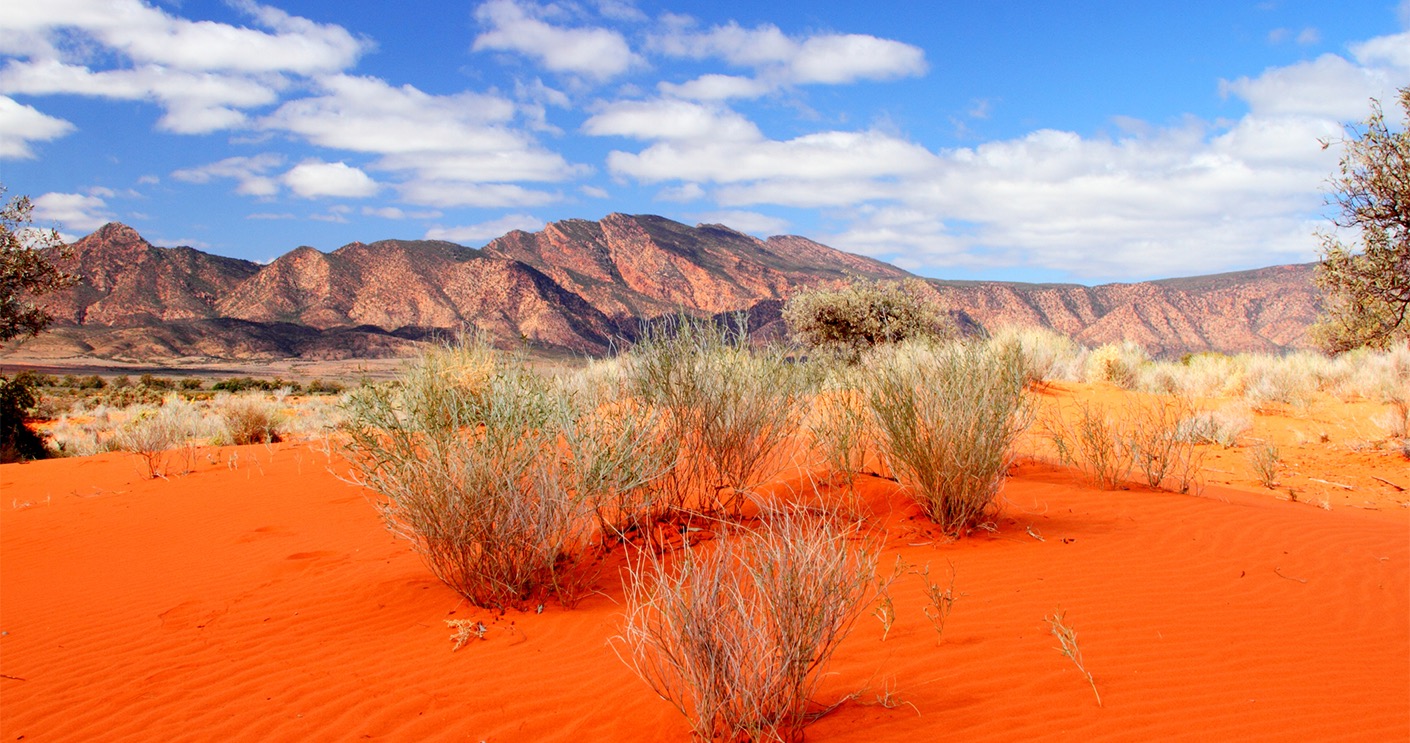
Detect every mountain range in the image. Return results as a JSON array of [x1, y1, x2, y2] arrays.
[[10, 213, 1319, 362]]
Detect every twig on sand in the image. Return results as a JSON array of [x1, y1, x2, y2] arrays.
[[1370, 476, 1404, 491], [1273, 567, 1308, 584], [1308, 477, 1353, 491], [1046, 609, 1101, 707]]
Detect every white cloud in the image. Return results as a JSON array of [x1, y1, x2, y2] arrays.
[[579, 184, 609, 199], [171, 153, 284, 196], [0, 59, 279, 133], [282, 160, 378, 199], [658, 74, 771, 101], [600, 25, 1410, 280], [261, 75, 583, 205], [0, 0, 369, 134], [0, 95, 73, 157], [425, 213, 545, 243], [473, 0, 639, 80], [32, 191, 112, 231], [605, 129, 938, 184], [3, 0, 366, 74], [649, 21, 925, 88], [691, 210, 788, 236], [583, 98, 761, 141], [362, 206, 442, 220], [656, 183, 705, 202], [397, 181, 558, 208]]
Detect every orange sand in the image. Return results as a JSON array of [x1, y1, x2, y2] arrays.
[[3, 394, 1408, 741]]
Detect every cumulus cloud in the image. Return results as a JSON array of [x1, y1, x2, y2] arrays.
[[473, 0, 639, 80], [0, 95, 73, 157], [599, 24, 1410, 281], [261, 75, 583, 206], [0, 0, 369, 134], [425, 213, 545, 243], [282, 160, 379, 199], [32, 191, 112, 232], [649, 20, 925, 88], [171, 153, 284, 196]]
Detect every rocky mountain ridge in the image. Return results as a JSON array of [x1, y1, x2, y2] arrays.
[[12, 215, 1319, 362]]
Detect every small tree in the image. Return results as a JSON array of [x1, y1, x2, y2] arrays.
[[0, 185, 76, 461], [1312, 87, 1410, 353], [782, 279, 954, 362], [2, 186, 76, 343]]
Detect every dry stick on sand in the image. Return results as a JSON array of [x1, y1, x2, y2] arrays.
[[1370, 475, 1405, 491], [1046, 609, 1101, 707]]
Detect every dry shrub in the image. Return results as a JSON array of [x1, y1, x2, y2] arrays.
[[1084, 341, 1148, 389], [341, 338, 668, 609], [219, 394, 283, 445], [867, 341, 1030, 534], [805, 368, 872, 489], [630, 314, 812, 517], [1248, 442, 1282, 488], [1176, 404, 1253, 448], [619, 512, 875, 742], [988, 325, 1087, 383], [1047, 395, 1204, 492], [111, 398, 204, 478]]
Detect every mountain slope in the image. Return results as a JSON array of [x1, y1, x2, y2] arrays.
[[17, 216, 1322, 362]]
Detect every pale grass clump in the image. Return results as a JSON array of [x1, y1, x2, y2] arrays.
[[867, 341, 1031, 534], [1084, 341, 1148, 389], [111, 396, 210, 478], [1239, 352, 1324, 410], [629, 314, 813, 517], [618, 511, 875, 743], [804, 365, 873, 489], [1175, 403, 1253, 448], [1326, 345, 1410, 401], [216, 393, 283, 445], [341, 337, 669, 609], [986, 325, 1087, 383]]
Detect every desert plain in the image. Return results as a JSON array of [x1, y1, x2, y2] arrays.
[[1, 375, 1407, 742]]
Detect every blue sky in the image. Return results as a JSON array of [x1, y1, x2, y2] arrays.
[[1, 1, 1407, 283]]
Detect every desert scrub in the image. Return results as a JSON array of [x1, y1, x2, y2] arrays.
[[781, 278, 954, 363], [1248, 443, 1282, 488], [111, 396, 208, 478], [1084, 341, 1148, 389], [1176, 404, 1253, 448], [629, 314, 813, 517], [1048, 395, 1205, 492], [341, 337, 669, 609], [987, 325, 1087, 384], [805, 365, 873, 489], [618, 511, 875, 742], [217, 393, 283, 445], [867, 340, 1031, 534]]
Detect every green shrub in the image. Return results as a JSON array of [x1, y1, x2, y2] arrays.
[[782, 279, 954, 362], [0, 373, 48, 462]]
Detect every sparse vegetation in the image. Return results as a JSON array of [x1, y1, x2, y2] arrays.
[[867, 341, 1030, 534], [618, 512, 875, 742], [629, 314, 812, 518], [1249, 443, 1282, 489]]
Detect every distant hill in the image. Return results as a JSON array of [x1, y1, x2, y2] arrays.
[[10, 216, 1318, 362]]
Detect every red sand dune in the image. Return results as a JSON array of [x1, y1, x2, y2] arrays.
[[3, 421, 1408, 740]]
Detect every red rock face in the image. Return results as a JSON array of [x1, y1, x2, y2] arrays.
[[26, 216, 1321, 361]]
